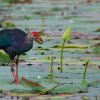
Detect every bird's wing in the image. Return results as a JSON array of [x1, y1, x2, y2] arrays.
[[0, 29, 13, 48], [11, 28, 27, 41], [0, 28, 27, 48]]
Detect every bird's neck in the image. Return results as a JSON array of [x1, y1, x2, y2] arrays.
[[26, 33, 34, 41]]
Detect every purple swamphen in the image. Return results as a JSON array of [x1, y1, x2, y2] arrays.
[[0, 28, 43, 85]]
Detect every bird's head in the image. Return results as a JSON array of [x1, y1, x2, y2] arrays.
[[31, 31, 43, 44]]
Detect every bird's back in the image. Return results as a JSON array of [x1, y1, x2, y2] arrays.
[[0, 28, 27, 49], [10, 28, 27, 41], [0, 29, 12, 48]]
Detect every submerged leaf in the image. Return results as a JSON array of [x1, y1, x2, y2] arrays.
[[62, 26, 71, 41]]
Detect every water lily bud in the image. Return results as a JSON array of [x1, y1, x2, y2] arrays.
[[62, 26, 71, 41]]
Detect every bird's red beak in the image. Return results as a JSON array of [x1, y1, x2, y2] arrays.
[[31, 31, 43, 44]]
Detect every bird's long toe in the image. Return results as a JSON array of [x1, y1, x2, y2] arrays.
[[10, 80, 20, 85]]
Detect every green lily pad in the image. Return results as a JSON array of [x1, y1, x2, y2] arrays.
[[2, 21, 16, 28], [95, 28, 100, 32], [21, 77, 60, 93], [51, 44, 88, 49], [89, 81, 100, 88], [20, 77, 88, 94], [93, 45, 100, 54], [50, 84, 88, 94]]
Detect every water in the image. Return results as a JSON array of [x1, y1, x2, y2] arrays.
[[0, 0, 100, 100]]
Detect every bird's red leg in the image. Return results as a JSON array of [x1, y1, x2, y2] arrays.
[[16, 55, 20, 83], [10, 61, 19, 85]]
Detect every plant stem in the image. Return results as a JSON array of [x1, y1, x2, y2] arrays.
[[83, 60, 89, 80], [95, 95, 98, 100], [50, 56, 54, 82], [60, 40, 65, 73]]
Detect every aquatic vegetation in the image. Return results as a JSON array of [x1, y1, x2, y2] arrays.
[[82, 96, 87, 100], [50, 7, 62, 11], [4, 0, 18, 4], [0, 0, 100, 99], [0, 50, 10, 63], [82, 59, 89, 87], [21, 77, 60, 94], [93, 43, 100, 54], [50, 56, 54, 82], [23, 16, 31, 20], [95, 28, 100, 32], [4, 0, 32, 4], [2, 21, 16, 28], [60, 26, 71, 73]]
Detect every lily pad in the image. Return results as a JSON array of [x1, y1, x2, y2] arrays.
[[51, 44, 88, 49], [95, 28, 100, 32], [20, 77, 88, 94], [2, 21, 16, 28], [21, 77, 60, 93], [89, 81, 100, 88], [50, 84, 88, 94], [93, 44, 100, 54]]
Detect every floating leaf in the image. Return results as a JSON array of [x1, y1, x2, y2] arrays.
[[51, 44, 88, 49], [89, 81, 100, 88], [95, 28, 100, 32], [21, 77, 59, 93], [50, 84, 87, 94], [51, 7, 62, 11], [93, 44, 100, 54], [82, 96, 87, 100], [2, 21, 15, 28], [8, 92, 35, 97], [20, 77, 88, 94], [23, 15, 31, 20], [0, 50, 10, 63], [21, 77, 42, 91], [62, 26, 71, 41]]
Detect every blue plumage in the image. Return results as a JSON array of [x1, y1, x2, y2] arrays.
[[0, 29, 12, 48], [0, 28, 43, 84], [0, 28, 32, 59]]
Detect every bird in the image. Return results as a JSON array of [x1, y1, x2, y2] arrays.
[[0, 28, 43, 85]]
